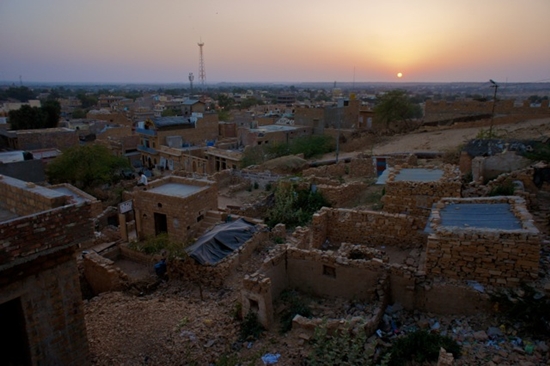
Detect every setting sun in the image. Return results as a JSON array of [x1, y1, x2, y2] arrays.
[[397, 72, 403, 78]]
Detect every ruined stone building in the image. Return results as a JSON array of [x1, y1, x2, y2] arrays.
[[0, 175, 96, 365]]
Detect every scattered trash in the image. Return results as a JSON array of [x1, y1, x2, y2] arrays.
[[376, 329, 383, 338], [261, 353, 281, 365], [179, 331, 197, 342], [466, 280, 484, 293]]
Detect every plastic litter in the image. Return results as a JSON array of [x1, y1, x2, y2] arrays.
[[466, 280, 485, 293], [261, 353, 281, 365]]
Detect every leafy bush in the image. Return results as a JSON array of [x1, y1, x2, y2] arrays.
[[128, 233, 187, 259], [240, 311, 264, 341], [265, 183, 330, 228], [523, 142, 550, 163], [384, 330, 461, 366], [488, 180, 515, 196], [278, 290, 313, 333], [309, 321, 372, 365]]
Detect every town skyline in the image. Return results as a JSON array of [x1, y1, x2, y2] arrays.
[[1, 0, 550, 84]]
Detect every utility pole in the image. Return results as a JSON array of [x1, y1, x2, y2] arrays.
[[489, 79, 499, 137]]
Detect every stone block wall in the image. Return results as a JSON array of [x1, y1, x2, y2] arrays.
[[316, 181, 368, 207], [310, 207, 424, 250], [382, 164, 462, 220], [0, 251, 90, 365], [0, 175, 68, 216], [425, 196, 541, 286], [16, 128, 80, 150]]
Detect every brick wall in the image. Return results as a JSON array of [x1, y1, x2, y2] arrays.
[[0, 203, 93, 267], [425, 196, 541, 286]]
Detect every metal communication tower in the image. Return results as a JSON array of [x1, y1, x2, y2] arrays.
[[198, 41, 206, 86], [188, 72, 194, 94]]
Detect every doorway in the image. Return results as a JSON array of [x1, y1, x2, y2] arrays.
[[0, 297, 31, 365], [154, 212, 168, 235]]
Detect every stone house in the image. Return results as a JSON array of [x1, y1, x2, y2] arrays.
[[131, 175, 218, 241], [0, 175, 95, 365]]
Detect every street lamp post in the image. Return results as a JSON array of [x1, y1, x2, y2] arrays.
[[489, 79, 499, 137]]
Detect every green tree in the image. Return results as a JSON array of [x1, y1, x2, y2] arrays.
[[46, 144, 130, 191], [40, 100, 61, 128], [217, 94, 235, 110], [77, 92, 98, 109], [3, 86, 36, 102], [8, 105, 47, 130], [374, 89, 423, 130], [71, 108, 87, 119]]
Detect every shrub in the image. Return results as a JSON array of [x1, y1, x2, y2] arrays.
[[384, 330, 461, 366], [128, 233, 187, 259], [240, 311, 264, 341], [278, 290, 312, 333], [309, 321, 372, 365], [253, 181, 259, 189], [265, 183, 330, 228], [488, 180, 515, 196]]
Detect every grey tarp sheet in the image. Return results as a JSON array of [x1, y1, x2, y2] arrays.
[[185, 218, 257, 265]]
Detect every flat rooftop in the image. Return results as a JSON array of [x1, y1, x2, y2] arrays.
[[426, 202, 522, 233], [147, 182, 206, 198], [393, 168, 444, 182]]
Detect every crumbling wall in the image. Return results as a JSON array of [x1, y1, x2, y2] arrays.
[[302, 157, 376, 179], [316, 181, 368, 207], [425, 196, 541, 286], [82, 251, 128, 294], [310, 207, 424, 250]]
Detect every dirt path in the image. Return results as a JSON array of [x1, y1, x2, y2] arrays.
[[372, 117, 550, 155]]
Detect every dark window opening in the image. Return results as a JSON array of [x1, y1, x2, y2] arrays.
[[197, 214, 204, 223], [0, 298, 31, 366], [323, 265, 336, 278]]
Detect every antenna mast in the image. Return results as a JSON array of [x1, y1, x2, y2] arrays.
[[198, 40, 206, 86]]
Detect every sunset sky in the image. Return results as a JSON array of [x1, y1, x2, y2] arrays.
[[1, 0, 549, 84]]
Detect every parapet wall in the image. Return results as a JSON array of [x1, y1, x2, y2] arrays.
[[310, 207, 425, 250], [382, 165, 462, 220], [0, 175, 68, 216], [425, 99, 550, 117], [425, 196, 541, 286]]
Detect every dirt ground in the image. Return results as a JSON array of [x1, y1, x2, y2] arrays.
[[84, 116, 550, 365]]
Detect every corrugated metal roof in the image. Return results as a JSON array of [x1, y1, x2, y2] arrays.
[[425, 202, 522, 233], [394, 168, 444, 182]]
